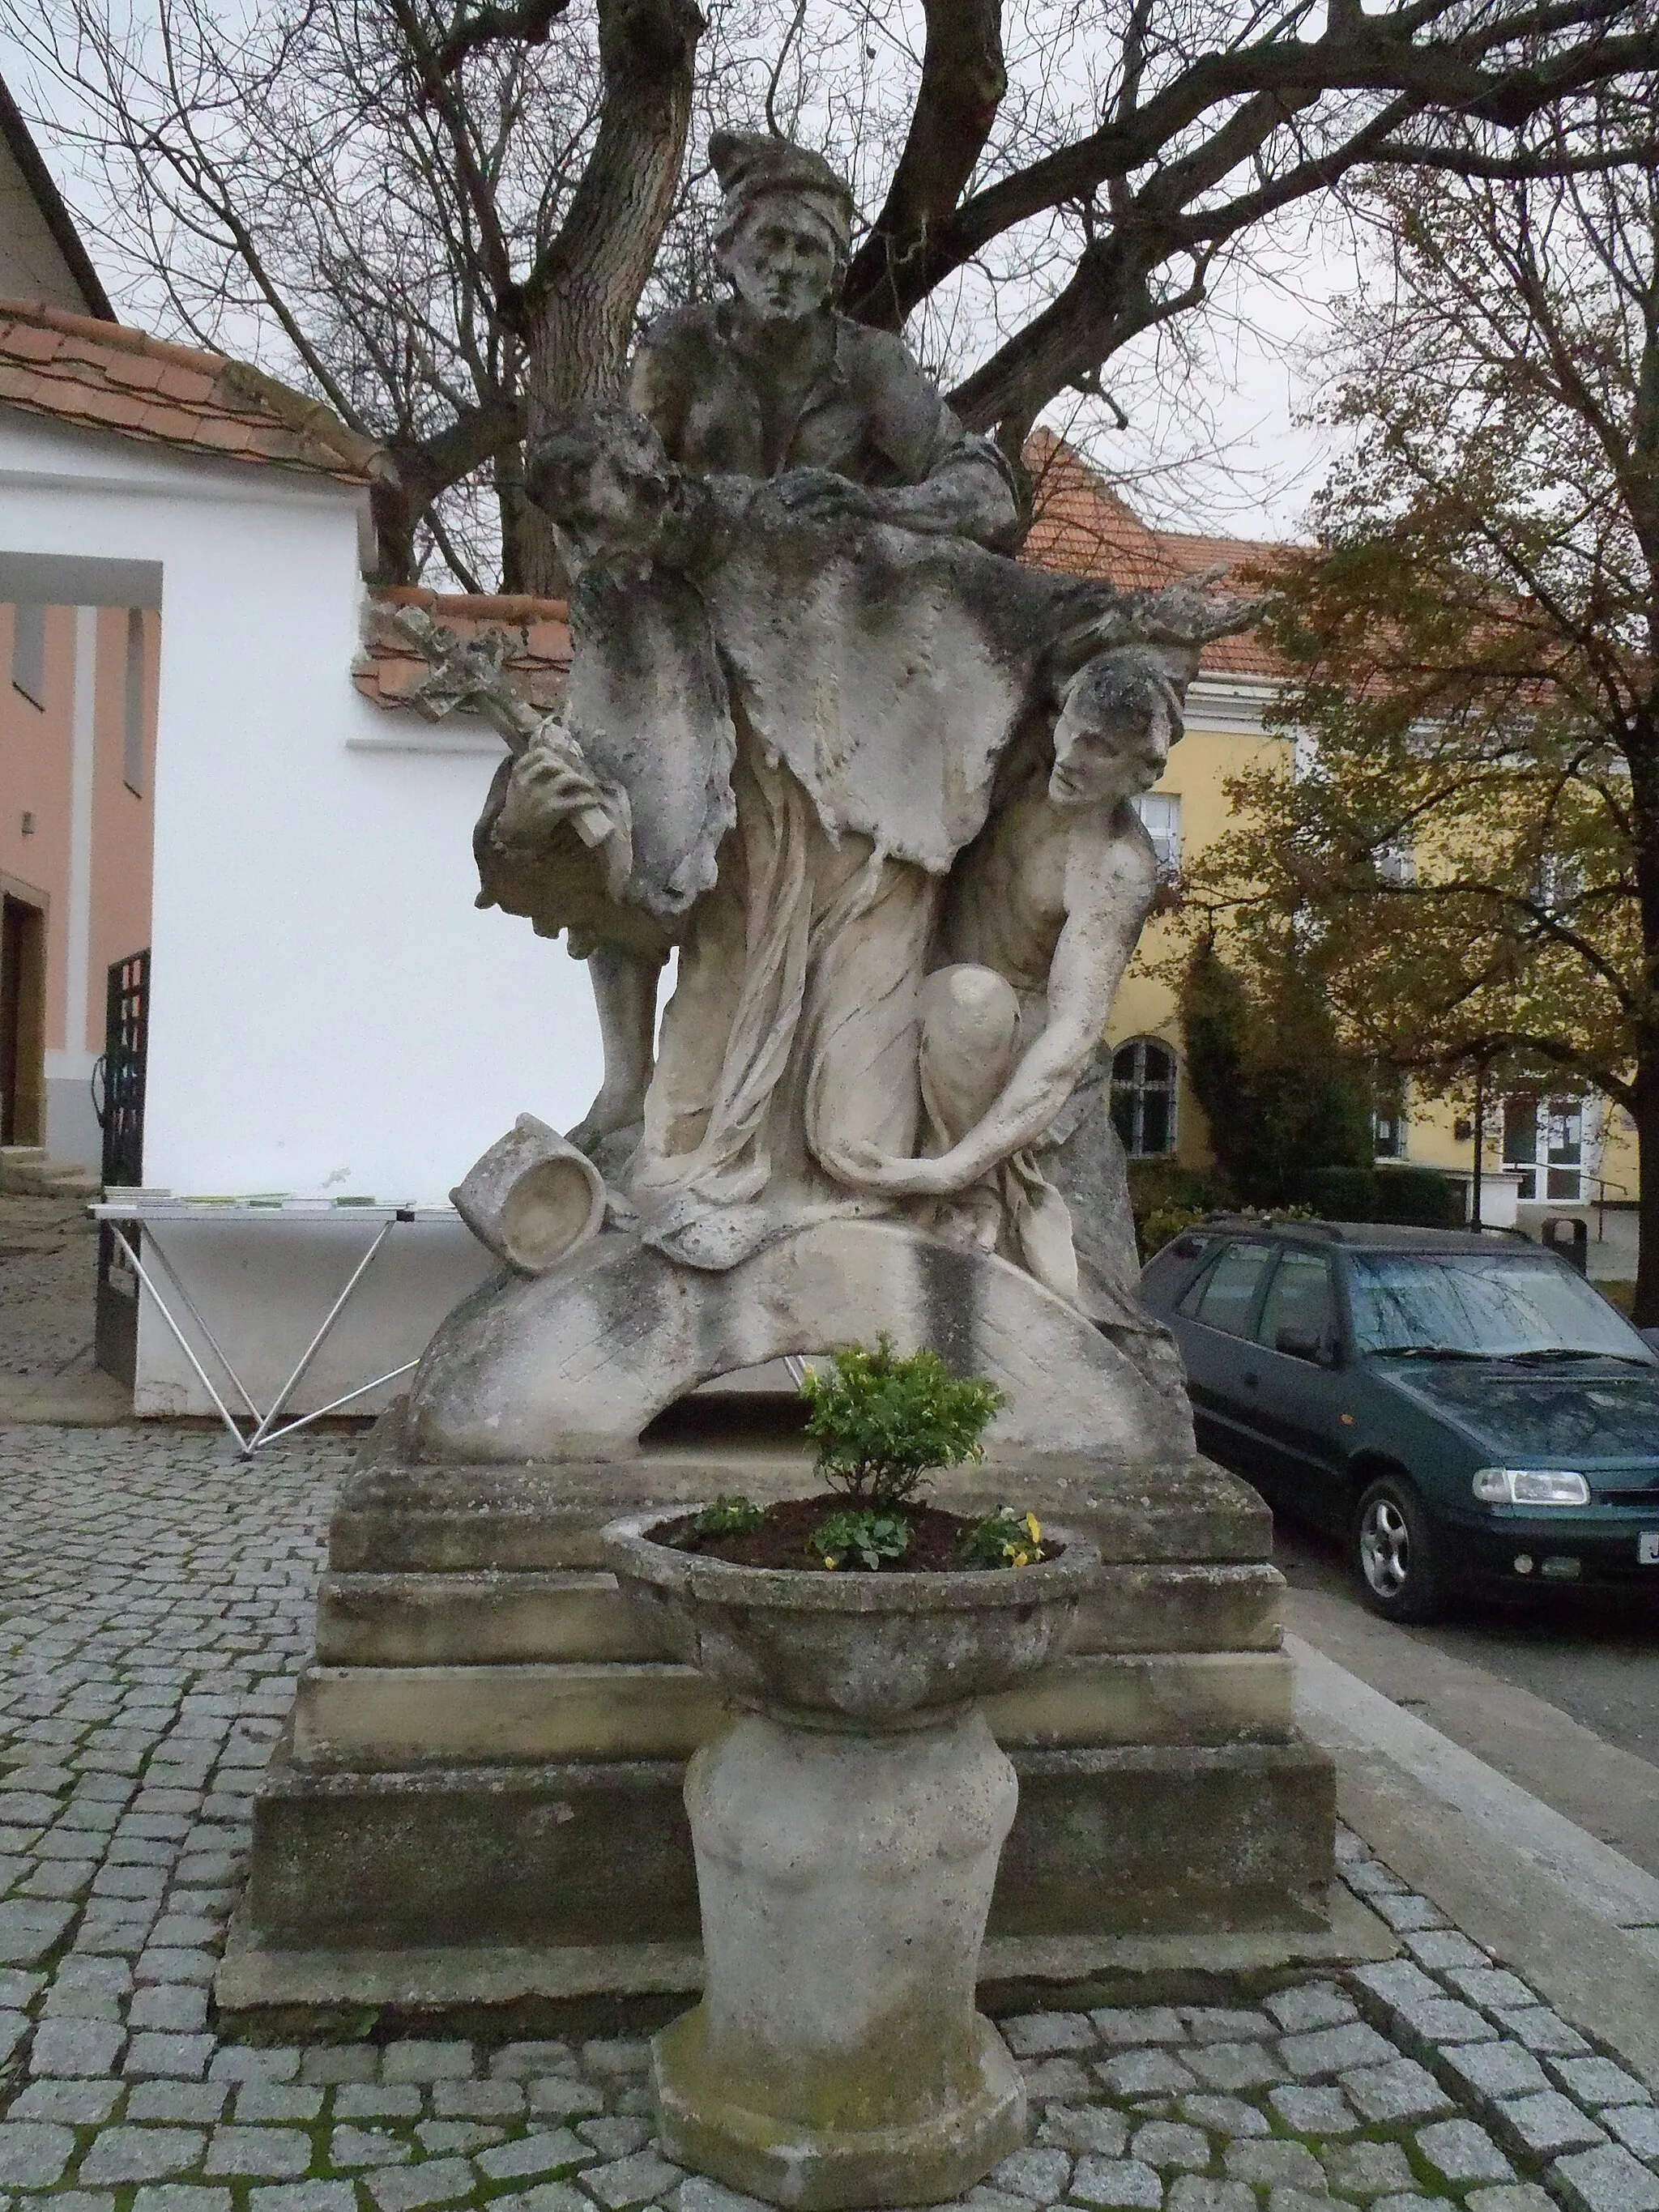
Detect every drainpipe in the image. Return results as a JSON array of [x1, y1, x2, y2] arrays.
[[1471, 1061, 1486, 1231]]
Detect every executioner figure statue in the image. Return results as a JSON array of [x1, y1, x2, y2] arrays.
[[455, 126, 1252, 1345]]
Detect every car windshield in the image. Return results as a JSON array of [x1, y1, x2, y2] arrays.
[[1348, 1250, 1653, 1361]]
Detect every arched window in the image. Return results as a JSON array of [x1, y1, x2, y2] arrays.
[[1111, 1038, 1178, 1157]]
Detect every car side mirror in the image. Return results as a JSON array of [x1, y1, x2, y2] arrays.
[[1275, 1326, 1326, 1363]]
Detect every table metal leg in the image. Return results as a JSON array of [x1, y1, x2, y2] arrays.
[[109, 1224, 252, 1451], [255, 1357, 420, 1446], [134, 1228, 263, 1426], [242, 1217, 401, 1454]]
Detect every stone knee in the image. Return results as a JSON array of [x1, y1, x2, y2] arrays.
[[919, 964, 1021, 1146]]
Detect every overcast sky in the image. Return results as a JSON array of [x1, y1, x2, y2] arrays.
[[1, 6, 1370, 549]]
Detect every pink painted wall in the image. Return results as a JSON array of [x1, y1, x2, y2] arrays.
[[0, 601, 156, 1065], [0, 602, 75, 1051], [88, 605, 158, 1043]]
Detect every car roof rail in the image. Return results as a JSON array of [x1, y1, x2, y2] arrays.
[[1199, 1212, 1348, 1241]]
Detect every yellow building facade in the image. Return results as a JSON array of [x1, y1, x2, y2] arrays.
[[1025, 435, 1640, 1243]]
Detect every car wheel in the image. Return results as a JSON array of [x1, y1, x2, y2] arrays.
[[1353, 1476, 1444, 1623]]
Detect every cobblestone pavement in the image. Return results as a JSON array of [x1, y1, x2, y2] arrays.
[[3, 1427, 1658, 2212]]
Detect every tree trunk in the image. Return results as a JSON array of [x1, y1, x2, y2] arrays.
[[1627, 698, 1659, 1325], [518, 0, 703, 595], [1633, 1046, 1659, 1326]]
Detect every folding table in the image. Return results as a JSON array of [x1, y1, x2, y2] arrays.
[[90, 1196, 456, 1455]]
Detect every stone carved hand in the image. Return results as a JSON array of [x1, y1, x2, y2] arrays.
[[770, 467, 881, 525], [834, 1144, 963, 1196], [496, 722, 618, 849]]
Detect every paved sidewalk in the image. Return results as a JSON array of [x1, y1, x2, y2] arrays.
[[4, 1428, 1659, 2212]]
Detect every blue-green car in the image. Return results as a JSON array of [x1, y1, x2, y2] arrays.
[[1138, 1219, 1659, 1621]]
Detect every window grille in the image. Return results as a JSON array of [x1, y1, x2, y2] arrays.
[[1110, 1038, 1179, 1157]]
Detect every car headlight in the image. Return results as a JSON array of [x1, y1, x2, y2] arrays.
[[1472, 1468, 1591, 1507]]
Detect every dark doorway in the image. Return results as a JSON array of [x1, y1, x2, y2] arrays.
[[0, 892, 47, 1146]]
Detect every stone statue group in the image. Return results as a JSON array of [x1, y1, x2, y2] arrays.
[[470, 129, 1250, 1333]]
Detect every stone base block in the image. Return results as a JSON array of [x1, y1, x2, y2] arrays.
[[313, 1559, 1287, 1667], [244, 1733, 1333, 1955], [327, 1445, 1277, 1575], [290, 1649, 1294, 1768], [653, 2007, 1025, 2211]]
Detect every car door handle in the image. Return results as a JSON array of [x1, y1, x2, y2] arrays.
[[1242, 1371, 1259, 1388]]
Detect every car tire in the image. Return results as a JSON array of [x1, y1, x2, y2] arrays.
[[1353, 1476, 1444, 1623]]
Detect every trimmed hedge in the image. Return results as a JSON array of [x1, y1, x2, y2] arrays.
[[1304, 1163, 1459, 1228]]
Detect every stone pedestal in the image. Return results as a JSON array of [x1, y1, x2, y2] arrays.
[[598, 1507, 1099, 2209], [223, 1426, 1338, 2010], [657, 1713, 1024, 2209], [220, 1217, 1337, 2016]]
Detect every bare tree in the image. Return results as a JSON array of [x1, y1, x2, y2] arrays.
[[10, 0, 1659, 590], [1178, 97, 1659, 1315]]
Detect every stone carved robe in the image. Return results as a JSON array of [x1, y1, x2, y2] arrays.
[[557, 491, 1147, 1258]]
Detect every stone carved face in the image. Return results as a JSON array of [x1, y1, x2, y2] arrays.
[[1049, 649, 1182, 810], [527, 403, 675, 568], [719, 196, 843, 322]]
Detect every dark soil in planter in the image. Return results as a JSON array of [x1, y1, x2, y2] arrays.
[[656, 1494, 1064, 1572]]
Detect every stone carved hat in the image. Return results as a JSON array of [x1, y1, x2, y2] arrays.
[[709, 128, 856, 255]]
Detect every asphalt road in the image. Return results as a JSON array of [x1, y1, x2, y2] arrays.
[[1271, 1509, 1659, 1874]]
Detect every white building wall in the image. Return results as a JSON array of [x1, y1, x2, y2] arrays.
[[0, 408, 603, 1415]]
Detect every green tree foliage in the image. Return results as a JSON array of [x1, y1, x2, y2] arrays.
[[1180, 112, 1659, 1319], [1179, 940, 1373, 1208]]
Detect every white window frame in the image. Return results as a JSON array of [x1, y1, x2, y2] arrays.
[[1503, 1093, 1594, 1203], [1128, 791, 1182, 880]]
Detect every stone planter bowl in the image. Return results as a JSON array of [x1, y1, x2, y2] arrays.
[[603, 1507, 1099, 1729]]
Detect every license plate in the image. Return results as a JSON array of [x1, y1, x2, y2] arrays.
[[1641, 1532, 1659, 1566]]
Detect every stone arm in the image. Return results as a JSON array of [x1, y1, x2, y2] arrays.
[[859, 441, 1021, 550], [827, 339, 1019, 551], [848, 812, 1158, 1196]]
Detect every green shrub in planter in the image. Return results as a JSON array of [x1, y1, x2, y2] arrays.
[[799, 1336, 1004, 1510]]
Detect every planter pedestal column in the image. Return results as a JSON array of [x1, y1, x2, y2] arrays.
[[655, 1706, 1024, 2209], [603, 1508, 1102, 2211]]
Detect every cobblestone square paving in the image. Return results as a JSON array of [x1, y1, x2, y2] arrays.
[[3, 1426, 1657, 2212]]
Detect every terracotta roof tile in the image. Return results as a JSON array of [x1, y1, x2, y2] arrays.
[[1021, 428, 1288, 680], [0, 296, 382, 483], [3, 322, 64, 364], [354, 584, 572, 718]]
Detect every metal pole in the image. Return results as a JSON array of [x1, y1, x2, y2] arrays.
[[136, 1228, 263, 1425], [1472, 1062, 1486, 1230], [242, 1216, 401, 1454], [257, 1357, 420, 1446], [110, 1225, 251, 1452]]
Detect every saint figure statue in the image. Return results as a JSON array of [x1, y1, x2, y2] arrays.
[[467, 126, 1251, 1307]]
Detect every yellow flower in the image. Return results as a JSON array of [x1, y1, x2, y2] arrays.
[[1023, 1512, 1042, 1545], [822, 1556, 838, 1571]]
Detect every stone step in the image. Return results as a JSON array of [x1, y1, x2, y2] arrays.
[[289, 1648, 1295, 1770], [241, 1734, 1337, 1958], [327, 1451, 1276, 1573], [313, 1559, 1284, 1668], [0, 1147, 100, 1196]]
